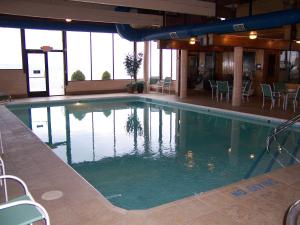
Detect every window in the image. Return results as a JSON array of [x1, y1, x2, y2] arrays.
[[150, 41, 160, 78], [91, 33, 113, 80], [67, 31, 91, 80], [113, 34, 134, 79], [25, 29, 63, 50], [172, 50, 177, 80], [162, 49, 172, 79], [136, 42, 144, 79], [0, 27, 22, 69]]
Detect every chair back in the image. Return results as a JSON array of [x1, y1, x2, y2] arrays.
[[260, 84, 273, 98], [243, 81, 252, 94], [216, 81, 229, 93], [163, 77, 172, 86], [150, 76, 160, 85], [209, 80, 216, 88], [273, 82, 286, 93], [295, 87, 300, 101]]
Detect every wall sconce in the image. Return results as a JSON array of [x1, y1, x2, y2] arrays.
[[249, 31, 257, 40], [296, 40, 300, 44], [189, 37, 196, 45], [65, 18, 72, 22]]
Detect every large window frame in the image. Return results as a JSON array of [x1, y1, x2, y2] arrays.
[[150, 41, 177, 80]]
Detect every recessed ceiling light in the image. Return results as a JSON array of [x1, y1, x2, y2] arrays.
[[249, 31, 257, 40], [65, 18, 72, 23], [189, 37, 196, 45]]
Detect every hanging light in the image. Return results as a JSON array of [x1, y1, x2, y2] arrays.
[[249, 31, 257, 40], [189, 37, 196, 45]]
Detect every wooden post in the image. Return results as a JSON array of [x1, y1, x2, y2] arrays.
[[232, 47, 243, 106], [180, 50, 188, 98], [143, 41, 150, 93]]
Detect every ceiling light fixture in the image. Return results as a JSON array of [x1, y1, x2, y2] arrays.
[[65, 18, 72, 23], [249, 31, 257, 40], [189, 37, 196, 45]]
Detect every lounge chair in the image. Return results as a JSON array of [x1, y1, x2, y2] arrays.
[[0, 156, 50, 225]]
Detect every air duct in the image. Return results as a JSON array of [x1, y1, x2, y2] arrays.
[[0, 15, 117, 33], [116, 9, 300, 42]]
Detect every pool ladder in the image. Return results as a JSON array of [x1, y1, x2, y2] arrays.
[[266, 114, 300, 225], [266, 113, 300, 165]]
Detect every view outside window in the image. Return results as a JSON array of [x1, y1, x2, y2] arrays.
[[114, 34, 134, 79], [67, 31, 91, 80], [91, 33, 113, 80], [162, 49, 172, 79], [280, 51, 300, 82], [136, 42, 144, 79], [150, 41, 160, 78], [0, 27, 22, 69], [25, 29, 63, 50]]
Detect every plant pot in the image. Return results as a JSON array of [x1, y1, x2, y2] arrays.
[[136, 82, 144, 93], [127, 85, 135, 93]]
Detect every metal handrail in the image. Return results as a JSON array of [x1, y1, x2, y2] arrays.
[[285, 200, 300, 225], [266, 114, 300, 152]]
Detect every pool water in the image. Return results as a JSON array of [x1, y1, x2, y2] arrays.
[[8, 99, 300, 209]]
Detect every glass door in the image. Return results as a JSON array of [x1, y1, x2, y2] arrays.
[[27, 53, 48, 97], [48, 52, 65, 96]]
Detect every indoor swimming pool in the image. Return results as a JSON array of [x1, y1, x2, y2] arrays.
[[7, 97, 300, 209]]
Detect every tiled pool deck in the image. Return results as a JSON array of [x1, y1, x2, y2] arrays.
[[1, 92, 300, 225]]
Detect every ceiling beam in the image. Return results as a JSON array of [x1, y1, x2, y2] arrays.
[[159, 35, 300, 51], [69, 0, 216, 17], [0, 0, 163, 26]]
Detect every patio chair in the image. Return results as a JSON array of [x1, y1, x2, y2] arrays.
[[0, 92, 11, 103], [155, 77, 172, 94], [260, 84, 278, 109], [273, 82, 285, 105], [242, 81, 252, 102], [208, 80, 217, 99], [293, 87, 300, 112], [216, 81, 230, 102], [0, 157, 50, 225]]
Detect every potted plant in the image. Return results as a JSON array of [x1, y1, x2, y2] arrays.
[[124, 52, 143, 93], [136, 81, 144, 93], [71, 70, 85, 81], [102, 71, 111, 80]]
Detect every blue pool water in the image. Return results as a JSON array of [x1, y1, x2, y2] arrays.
[[8, 98, 300, 209]]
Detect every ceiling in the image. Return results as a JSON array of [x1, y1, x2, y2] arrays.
[[0, 0, 299, 41]]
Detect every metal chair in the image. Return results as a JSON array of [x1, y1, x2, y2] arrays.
[[293, 87, 300, 112], [156, 77, 172, 94], [260, 83, 278, 109], [208, 80, 217, 99], [216, 81, 230, 102], [0, 156, 50, 225], [242, 81, 252, 102]]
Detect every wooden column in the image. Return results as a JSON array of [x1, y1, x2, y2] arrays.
[[175, 50, 180, 95], [180, 50, 188, 99], [143, 41, 150, 93], [232, 47, 243, 106]]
